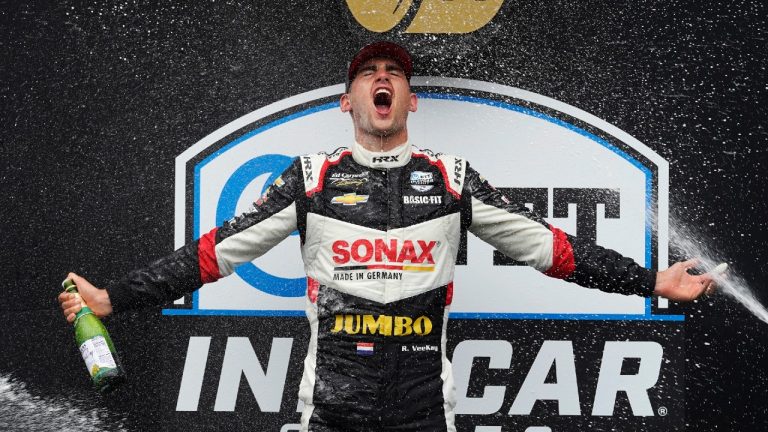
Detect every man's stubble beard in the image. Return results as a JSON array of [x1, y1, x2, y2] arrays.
[[353, 110, 406, 145]]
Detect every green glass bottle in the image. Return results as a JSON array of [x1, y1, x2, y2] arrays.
[[63, 279, 125, 393]]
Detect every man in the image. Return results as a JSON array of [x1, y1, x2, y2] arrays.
[[59, 41, 716, 431]]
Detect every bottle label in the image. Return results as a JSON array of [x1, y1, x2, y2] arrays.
[[79, 336, 117, 377]]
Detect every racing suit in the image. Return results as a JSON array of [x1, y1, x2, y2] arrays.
[[106, 140, 656, 432]]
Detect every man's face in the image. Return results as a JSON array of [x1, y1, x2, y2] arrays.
[[341, 57, 418, 140]]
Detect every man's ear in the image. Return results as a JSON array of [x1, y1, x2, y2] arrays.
[[409, 92, 418, 113], [340, 94, 351, 113]]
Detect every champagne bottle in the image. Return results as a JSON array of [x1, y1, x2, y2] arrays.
[[63, 279, 125, 393]]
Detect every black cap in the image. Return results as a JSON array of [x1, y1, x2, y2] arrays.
[[347, 41, 413, 83]]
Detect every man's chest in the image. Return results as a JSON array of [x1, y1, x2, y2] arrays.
[[308, 162, 459, 230]]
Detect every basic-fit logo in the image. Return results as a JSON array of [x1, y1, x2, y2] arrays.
[[347, 0, 504, 33], [169, 78, 669, 319]]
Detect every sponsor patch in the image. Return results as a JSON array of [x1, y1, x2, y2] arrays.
[[403, 195, 442, 205], [410, 171, 435, 192], [329, 172, 369, 188], [302, 156, 313, 181], [453, 158, 463, 186], [334, 315, 433, 336], [331, 192, 369, 206], [332, 239, 437, 269], [356, 342, 374, 356], [254, 188, 271, 206]]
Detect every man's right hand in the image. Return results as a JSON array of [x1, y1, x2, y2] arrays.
[[58, 272, 113, 323]]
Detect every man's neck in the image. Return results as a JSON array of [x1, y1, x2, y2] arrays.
[[355, 130, 408, 153], [352, 139, 412, 169]]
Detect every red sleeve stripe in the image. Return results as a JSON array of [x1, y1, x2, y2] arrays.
[[198, 228, 222, 284], [445, 281, 454, 306], [544, 226, 576, 279], [307, 277, 320, 303]]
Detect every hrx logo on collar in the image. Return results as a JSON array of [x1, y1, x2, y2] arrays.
[[372, 155, 399, 163]]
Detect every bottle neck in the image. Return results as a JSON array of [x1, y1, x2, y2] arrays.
[[65, 285, 94, 325], [73, 305, 93, 325]]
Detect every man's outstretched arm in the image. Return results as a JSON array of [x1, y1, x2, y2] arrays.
[[58, 158, 304, 321], [463, 163, 716, 301]]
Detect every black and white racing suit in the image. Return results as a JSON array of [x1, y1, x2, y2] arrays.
[[106, 140, 656, 432]]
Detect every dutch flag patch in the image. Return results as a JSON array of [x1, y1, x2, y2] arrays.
[[356, 342, 374, 356]]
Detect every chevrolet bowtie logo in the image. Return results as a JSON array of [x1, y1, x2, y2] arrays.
[[331, 192, 370, 206]]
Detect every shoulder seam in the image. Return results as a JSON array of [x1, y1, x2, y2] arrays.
[[302, 147, 352, 196]]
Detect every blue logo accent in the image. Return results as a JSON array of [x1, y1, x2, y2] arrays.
[[215, 154, 305, 297], [409, 170, 435, 192]]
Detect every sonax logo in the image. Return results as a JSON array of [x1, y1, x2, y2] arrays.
[[168, 78, 669, 319], [332, 239, 437, 266]]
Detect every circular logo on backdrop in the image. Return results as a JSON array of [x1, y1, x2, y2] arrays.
[[169, 78, 669, 318], [215, 154, 300, 297]]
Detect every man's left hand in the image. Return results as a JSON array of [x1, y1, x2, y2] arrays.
[[654, 259, 717, 302]]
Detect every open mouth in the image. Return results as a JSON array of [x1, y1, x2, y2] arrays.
[[373, 89, 392, 115]]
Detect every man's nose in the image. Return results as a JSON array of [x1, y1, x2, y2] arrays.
[[374, 69, 390, 82]]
